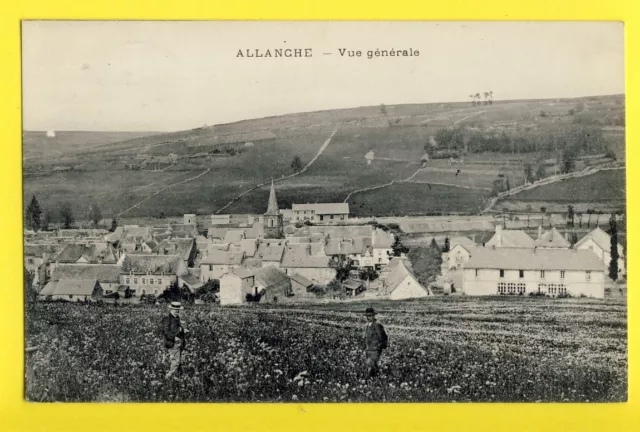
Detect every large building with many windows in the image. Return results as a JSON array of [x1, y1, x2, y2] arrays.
[[462, 247, 606, 298], [291, 203, 349, 223]]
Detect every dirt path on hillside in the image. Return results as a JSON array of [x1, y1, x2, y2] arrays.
[[453, 110, 486, 125], [117, 168, 211, 217], [214, 128, 339, 214], [480, 165, 625, 214], [405, 180, 492, 191], [342, 167, 425, 203]]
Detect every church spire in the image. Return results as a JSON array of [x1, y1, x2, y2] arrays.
[[265, 179, 280, 215]]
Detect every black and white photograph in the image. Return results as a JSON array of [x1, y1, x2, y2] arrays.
[[22, 21, 626, 403]]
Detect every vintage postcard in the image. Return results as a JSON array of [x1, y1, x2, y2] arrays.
[[21, 21, 626, 403]]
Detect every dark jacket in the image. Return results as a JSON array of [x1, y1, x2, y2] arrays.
[[364, 321, 388, 352], [161, 314, 185, 349]]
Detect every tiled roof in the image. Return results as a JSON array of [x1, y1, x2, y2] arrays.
[[52, 264, 122, 283], [449, 236, 476, 248], [224, 230, 246, 244], [121, 254, 187, 275], [325, 237, 371, 255], [292, 203, 350, 215], [372, 229, 394, 248], [153, 238, 195, 261], [465, 247, 605, 271], [170, 224, 198, 238], [200, 251, 244, 265], [207, 227, 232, 240], [54, 243, 118, 264], [290, 272, 314, 287], [256, 244, 285, 262], [24, 243, 63, 258], [575, 227, 624, 256]]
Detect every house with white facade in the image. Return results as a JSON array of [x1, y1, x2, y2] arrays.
[[485, 225, 535, 249], [219, 268, 255, 305], [462, 247, 606, 298], [385, 260, 432, 300], [38, 279, 103, 302], [575, 227, 625, 276], [291, 203, 350, 223], [446, 243, 482, 270], [120, 254, 188, 297], [534, 227, 571, 249], [200, 251, 245, 281]]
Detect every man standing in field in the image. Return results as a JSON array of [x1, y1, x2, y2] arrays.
[[161, 301, 189, 379], [363, 307, 388, 379]]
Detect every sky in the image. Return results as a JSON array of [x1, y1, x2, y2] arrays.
[[22, 21, 624, 132]]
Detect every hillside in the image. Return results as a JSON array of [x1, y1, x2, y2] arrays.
[[23, 95, 626, 220]]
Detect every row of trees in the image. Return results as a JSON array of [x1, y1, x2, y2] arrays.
[[469, 91, 493, 106], [25, 195, 117, 232]]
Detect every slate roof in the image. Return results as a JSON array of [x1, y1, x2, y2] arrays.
[[52, 264, 122, 283], [449, 236, 476, 248], [170, 223, 199, 238], [486, 229, 535, 248], [281, 249, 331, 268], [200, 251, 244, 265], [535, 228, 571, 248], [224, 230, 246, 244], [292, 203, 350, 215], [153, 238, 195, 261], [53, 243, 118, 264], [325, 237, 371, 255], [464, 247, 606, 271], [372, 229, 395, 248], [253, 266, 290, 288], [39, 279, 99, 297], [256, 244, 285, 262], [121, 254, 187, 275], [265, 181, 280, 216], [386, 260, 429, 294], [24, 243, 63, 258], [575, 227, 624, 256], [290, 272, 314, 287]]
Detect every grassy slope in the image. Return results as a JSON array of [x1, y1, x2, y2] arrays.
[[23, 95, 625, 218]]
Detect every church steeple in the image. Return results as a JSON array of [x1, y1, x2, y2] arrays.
[[265, 179, 280, 216], [263, 180, 284, 239]]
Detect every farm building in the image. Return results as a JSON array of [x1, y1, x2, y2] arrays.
[[253, 266, 292, 303], [200, 251, 245, 281], [280, 249, 334, 285], [120, 254, 188, 297], [462, 247, 606, 298], [575, 227, 625, 275], [219, 268, 255, 306], [534, 227, 571, 249], [38, 279, 103, 302], [51, 264, 122, 296], [343, 279, 365, 297], [385, 260, 432, 300], [485, 225, 535, 249], [290, 272, 315, 297], [291, 203, 350, 223]]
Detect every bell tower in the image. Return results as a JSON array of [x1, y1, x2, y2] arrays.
[[263, 180, 284, 239]]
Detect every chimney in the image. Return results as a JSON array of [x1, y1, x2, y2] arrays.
[[538, 225, 543, 240]]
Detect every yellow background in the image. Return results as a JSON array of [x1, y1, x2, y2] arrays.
[[0, 1, 637, 430]]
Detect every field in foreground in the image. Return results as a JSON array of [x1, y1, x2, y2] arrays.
[[25, 297, 627, 403]]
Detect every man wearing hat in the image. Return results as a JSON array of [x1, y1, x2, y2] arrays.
[[161, 301, 189, 379], [363, 307, 388, 379]]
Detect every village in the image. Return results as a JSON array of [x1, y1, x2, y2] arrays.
[[24, 178, 625, 306]]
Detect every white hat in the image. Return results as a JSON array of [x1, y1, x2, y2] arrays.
[[169, 301, 184, 310]]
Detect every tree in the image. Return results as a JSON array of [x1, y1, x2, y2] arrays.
[[567, 205, 575, 229], [41, 209, 52, 231], [327, 279, 344, 299], [535, 165, 546, 181], [26, 195, 42, 231], [379, 104, 387, 116], [329, 254, 351, 282], [569, 231, 579, 246], [359, 267, 379, 289], [469, 95, 475, 106], [443, 237, 450, 253], [407, 246, 443, 287], [89, 203, 102, 226], [540, 110, 547, 117], [430, 238, 438, 249], [488, 91, 493, 104], [609, 215, 619, 281], [291, 156, 304, 173], [59, 202, 74, 229], [561, 149, 576, 174], [110, 217, 118, 233], [391, 236, 409, 257], [524, 164, 533, 184]]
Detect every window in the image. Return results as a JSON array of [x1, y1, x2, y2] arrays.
[[538, 283, 547, 294], [341, 215, 345, 220], [154, 289, 158, 295], [125, 277, 130, 284], [475, 269, 479, 277], [560, 271, 565, 279], [507, 283, 516, 295], [157, 278, 162, 285], [519, 270, 524, 278], [517, 283, 526, 295], [142, 278, 146, 284], [134, 277, 138, 284], [499, 269, 504, 278], [69, 295, 73, 299], [311, 216, 314, 220], [548, 284, 558, 296], [296, 217, 300, 221], [586, 271, 591, 281], [150, 279, 154, 284], [209, 265, 213, 271], [27, 258, 33, 264], [558, 284, 567, 296], [540, 270, 545, 279], [498, 282, 507, 295], [330, 215, 334, 220]]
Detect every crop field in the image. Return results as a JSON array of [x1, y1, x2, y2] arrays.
[[25, 297, 626, 402]]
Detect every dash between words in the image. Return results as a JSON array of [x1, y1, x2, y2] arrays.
[[236, 48, 420, 59]]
